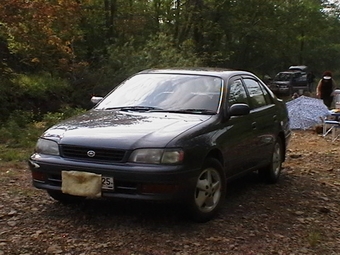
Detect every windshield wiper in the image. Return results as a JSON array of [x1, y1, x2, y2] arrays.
[[104, 106, 163, 112], [103, 106, 216, 114]]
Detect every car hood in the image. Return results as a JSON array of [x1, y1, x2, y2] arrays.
[[42, 110, 212, 149]]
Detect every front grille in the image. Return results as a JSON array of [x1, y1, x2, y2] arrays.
[[60, 145, 126, 162]]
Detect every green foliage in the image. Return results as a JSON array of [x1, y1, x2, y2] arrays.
[[83, 33, 200, 95], [0, 69, 95, 125], [141, 33, 203, 68], [41, 106, 86, 128], [0, 145, 31, 162], [0, 107, 86, 162], [0, 110, 41, 149], [0, 77, 16, 121], [2, 0, 340, 79], [1, 0, 340, 123], [11, 73, 70, 101], [97, 33, 203, 93]]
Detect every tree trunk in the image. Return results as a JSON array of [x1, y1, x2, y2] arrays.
[[104, 0, 117, 42]]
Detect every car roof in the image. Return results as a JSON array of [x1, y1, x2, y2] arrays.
[[289, 65, 307, 72], [138, 68, 255, 79]]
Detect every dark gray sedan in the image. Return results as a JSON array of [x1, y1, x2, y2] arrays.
[[29, 68, 291, 222]]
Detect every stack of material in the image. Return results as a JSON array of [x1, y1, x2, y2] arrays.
[[286, 96, 330, 130]]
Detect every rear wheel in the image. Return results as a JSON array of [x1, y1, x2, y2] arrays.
[[188, 158, 226, 223], [47, 190, 84, 204], [259, 137, 283, 184]]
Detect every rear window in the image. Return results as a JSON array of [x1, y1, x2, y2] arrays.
[[274, 73, 292, 81]]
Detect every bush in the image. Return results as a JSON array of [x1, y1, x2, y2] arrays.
[[0, 107, 86, 159], [0, 73, 73, 123], [41, 106, 86, 128], [10, 73, 72, 114], [0, 110, 42, 149], [0, 76, 18, 122]]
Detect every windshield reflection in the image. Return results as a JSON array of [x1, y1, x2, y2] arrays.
[[96, 74, 222, 113]]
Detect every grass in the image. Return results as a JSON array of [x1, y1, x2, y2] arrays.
[[0, 145, 32, 162], [307, 230, 322, 247]]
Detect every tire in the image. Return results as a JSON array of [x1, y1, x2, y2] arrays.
[[259, 137, 283, 184], [47, 190, 84, 204], [187, 158, 226, 223]]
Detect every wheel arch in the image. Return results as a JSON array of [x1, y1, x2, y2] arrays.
[[205, 148, 224, 168]]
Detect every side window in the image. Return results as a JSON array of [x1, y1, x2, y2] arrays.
[[262, 84, 272, 104], [243, 78, 267, 108], [228, 79, 249, 105], [297, 74, 307, 82]]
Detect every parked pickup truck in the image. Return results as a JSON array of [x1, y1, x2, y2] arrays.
[[268, 65, 310, 96]]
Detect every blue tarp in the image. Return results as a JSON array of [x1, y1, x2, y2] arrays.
[[286, 96, 330, 130]]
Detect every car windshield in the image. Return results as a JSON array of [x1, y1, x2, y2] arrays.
[[95, 73, 223, 113], [274, 72, 292, 81]]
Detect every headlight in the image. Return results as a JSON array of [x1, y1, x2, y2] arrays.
[[35, 138, 60, 156], [129, 149, 184, 164]]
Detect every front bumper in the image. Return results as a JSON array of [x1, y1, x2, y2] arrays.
[[28, 154, 199, 202]]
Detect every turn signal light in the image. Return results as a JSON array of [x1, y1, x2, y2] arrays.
[[32, 171, 46, 181]]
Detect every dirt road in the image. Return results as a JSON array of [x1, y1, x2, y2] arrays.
[[0, 130, 339, 255]]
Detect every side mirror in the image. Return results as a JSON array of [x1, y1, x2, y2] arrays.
[[91, 96, 103, 104], [229, 103, 250, 116]]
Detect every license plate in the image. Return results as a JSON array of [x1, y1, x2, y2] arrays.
[[102, 177, 114, 190]]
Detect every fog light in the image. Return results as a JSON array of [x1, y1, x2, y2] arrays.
[[32, 171, 46, 181], [140, 184, 178, 194]]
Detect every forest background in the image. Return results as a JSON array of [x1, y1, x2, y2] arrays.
[[1, 0, 340, 160]]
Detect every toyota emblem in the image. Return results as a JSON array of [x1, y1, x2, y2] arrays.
[[87, 150, 96, 157]]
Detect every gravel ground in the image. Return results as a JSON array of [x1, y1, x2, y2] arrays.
[[0, 130, 339, 255]]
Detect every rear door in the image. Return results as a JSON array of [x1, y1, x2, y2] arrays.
[[242, 76, 277, 168]]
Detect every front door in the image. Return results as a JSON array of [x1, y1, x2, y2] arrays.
[[219, 77, 255, 178]]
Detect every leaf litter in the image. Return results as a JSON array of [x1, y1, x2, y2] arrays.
[[0, 130, 339, 255]]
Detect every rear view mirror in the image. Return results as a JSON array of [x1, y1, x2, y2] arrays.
[[229, 103, 250, 116], [91, 96, 103, 104]]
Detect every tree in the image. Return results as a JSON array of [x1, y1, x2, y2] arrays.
[[0, 0, 83, 73]]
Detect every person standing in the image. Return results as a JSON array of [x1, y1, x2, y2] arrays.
[[316, 71, 336, 108]]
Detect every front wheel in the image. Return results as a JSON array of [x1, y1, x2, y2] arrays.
[[259, 137, 283, 184], [187, 158, 226, 223]]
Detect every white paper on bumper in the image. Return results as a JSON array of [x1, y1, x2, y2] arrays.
[[61, 171, 102, 198]]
